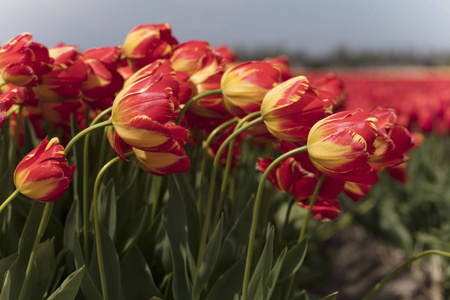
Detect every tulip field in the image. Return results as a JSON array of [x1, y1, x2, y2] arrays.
[[0, 24, 450, 300]]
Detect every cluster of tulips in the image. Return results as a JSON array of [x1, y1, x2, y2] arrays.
[[0, 23, 437, 300]]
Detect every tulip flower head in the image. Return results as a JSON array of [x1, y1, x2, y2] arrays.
[[307, 109, 379, 184], [14, 137, 76, 202], [261, 75, 334, 143], [124, 23, 178, 72], [0, 33, 54, 86], [221, 61, 282, 118]]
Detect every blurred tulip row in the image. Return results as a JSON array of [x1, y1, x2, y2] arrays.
[[0, 23, 439, 300]]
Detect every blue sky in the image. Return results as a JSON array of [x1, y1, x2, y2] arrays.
[[2, 0, 450, 57]]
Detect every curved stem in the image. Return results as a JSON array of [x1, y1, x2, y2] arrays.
[[92, 152, 134, 300], [92, 107, 113, 126], [212, 112, 261, 226], [175, 89, 222, 125], [363, 250, 450, 300], [197, 117, 238, 211], [64, 119, 112, 155], [298, 174, 326, 243], [284, 173, 326, 300], [18, 202, 53, 300], [0, 189, 20, 215], [242, 145, 308, 300], [198, 114, 263, 266]]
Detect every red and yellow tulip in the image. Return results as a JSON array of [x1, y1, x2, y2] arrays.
[[307, 109, 379, 184], [13, 137, 76, 202], [0, 33, 54, 86], [0, 89, 17, 130], [221, 61, 282, 118], [261, 75, 334, 143]]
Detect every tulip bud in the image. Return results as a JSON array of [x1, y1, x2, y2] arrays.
[[307, 109, 379, 184], [133, 146, 190, 176], [123, 24, 178, 72], [221, 61, 282, 118], [261, 76, 334, 143], [13, 137, 76, 202]]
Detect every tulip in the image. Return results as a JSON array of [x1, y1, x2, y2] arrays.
[[221, 61, 282, 118], [213, 44, 237, 65], [123, 23, 178, 71], [13, 137, 76, 202], [261, 75, 334, 143], [307, 109, 379, 184], [111, 72, 184, 154], [170, 41, 224, 86], [263, 55, 292, 81], [81, 47, 124, 106], [0, 33, 54, 86], [35, 45, 88, 102], [369, 107, 415, 167], [0, 89, 17, 129], [133, 146, 190, 176]]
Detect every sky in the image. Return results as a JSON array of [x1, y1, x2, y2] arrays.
[[1, 0, 450, 58]]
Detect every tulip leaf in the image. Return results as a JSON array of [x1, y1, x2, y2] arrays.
[[172, 173, 201, 257], [278, 239, 308, 281], [120, 245, 163, 299], [63, 196, 81, 255], [98, 179, 117, 241], [319, 291, 338, 300], [47, 265, 86, 300], [89, 225, 121, 300], [0, 253, 17, 286], [72, 230, 102, 300], [117, 205, 148, 256], [162, 181, 192, 300], [205, 258, 245, 300], [0, 271, 11, 300], [193, 216, 223, 300], [247, 226, 274, 300], [20, 238, 57, 300], [266, 247, 287, 299], [2, 201, 45, 300]]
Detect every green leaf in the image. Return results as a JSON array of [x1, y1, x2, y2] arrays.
[[63, 195, 81, 254], [98, 179, 117, 241], [72, 230, 102, 300], [0, 253, 18, 286], [120, 245, 163, 300], [247, 227, 275, 300], [266, 247, 287, 299], [278, 239, 308, 281], [47, 266, 86, 300], [172, 173, 201, 258], [89, 225, 121, 300], [205, 259, 245, 300], [193, 216, 224, 299], [162, 181, 192, 300], [0, 271, 11, 300], [319, 291, 338, 300], [1, 201, 45, 300]]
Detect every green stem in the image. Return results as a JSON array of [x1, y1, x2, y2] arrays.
[[92, 152, 133, 300], [18, 202, 53, 300], [197, 117, 238, 211], [212, 112, 260, 226], [298, 174, 326, 243], [175, 89, 222, 125], [284, 173, 326, 300], [198, 114, 263, 266], [362, 250, 450, 300], [6, 105, 19, 118], [92, 107, 113, 125], [0, 189, 20, 215], [82, 133, 91, 264], [0, 81, 7, 88], [64, 119, 112, 155], [242, 145, 308, 300]]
